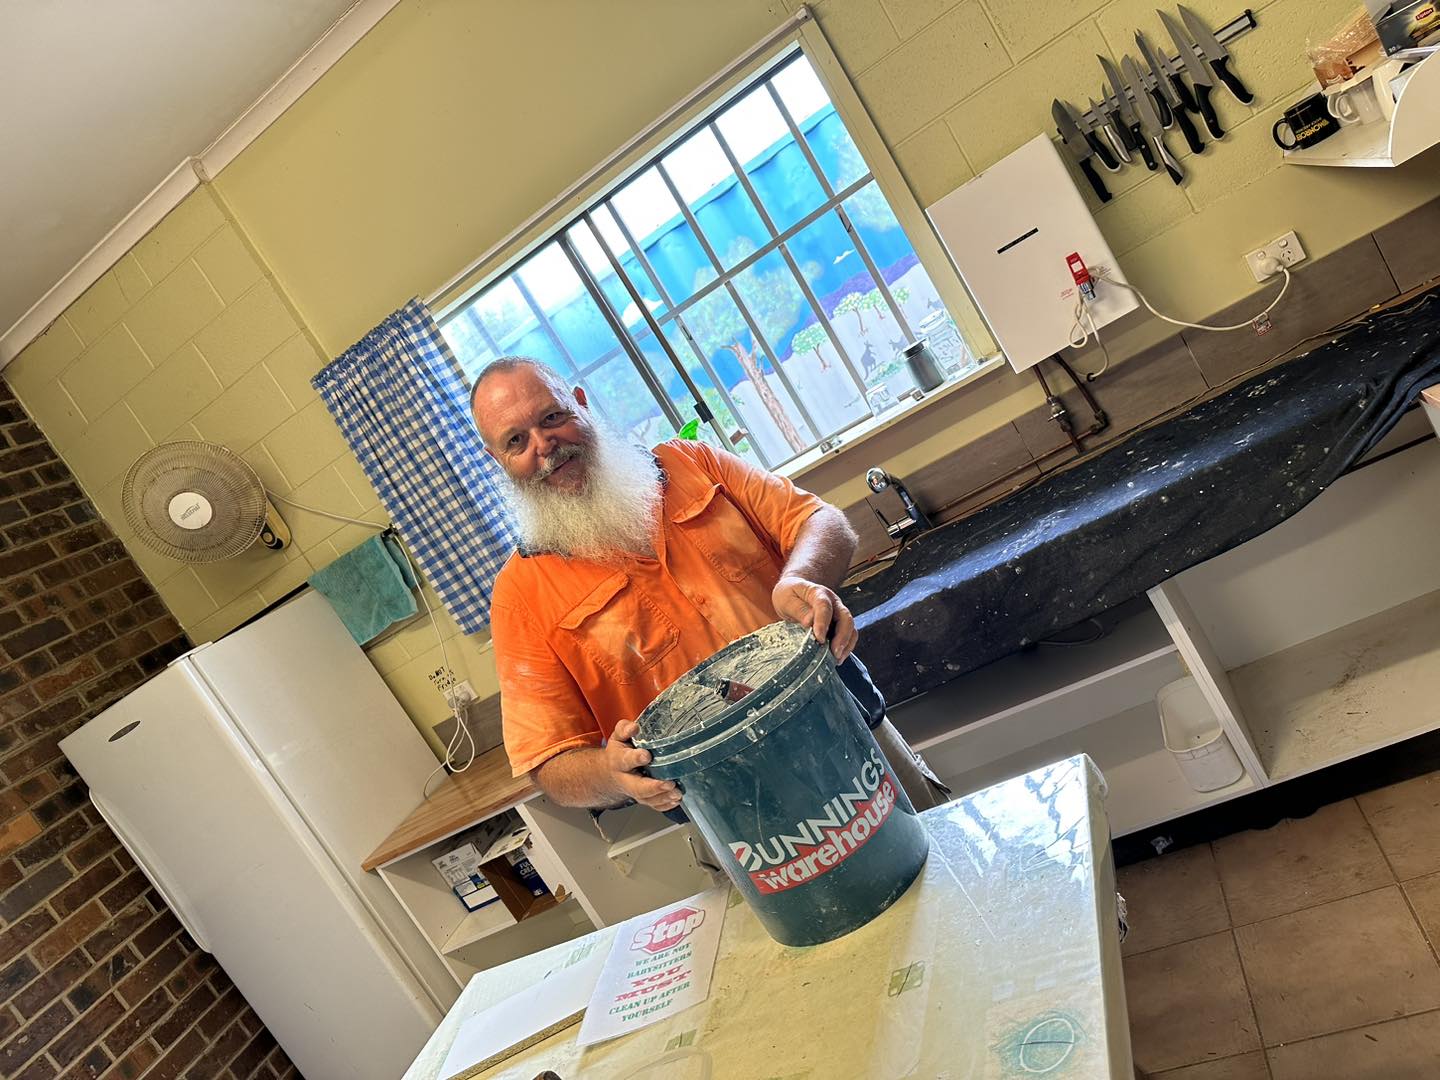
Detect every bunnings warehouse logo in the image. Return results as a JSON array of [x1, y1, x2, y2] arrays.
[[727, 749, 898, 895]]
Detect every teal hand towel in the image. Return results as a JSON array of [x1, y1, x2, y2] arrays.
[[309, 533, 419, 645]]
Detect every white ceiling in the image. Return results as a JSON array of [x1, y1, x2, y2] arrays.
[[0, 0, 360, 339]]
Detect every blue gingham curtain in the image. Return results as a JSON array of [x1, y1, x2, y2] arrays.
[[311, 299, 516, 632]]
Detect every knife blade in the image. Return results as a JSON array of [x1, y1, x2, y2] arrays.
[[1062, 99, 1120, 172], [1088, 96, 1131, 164], [1130, 34, 1175, 129], [1152, 33, 1201, 112], [1053, 101, 1111, 203], [1099, 54, 1157, 170], [1125, 55, 1184, 185], [1178, 4, 1254, 104], [1138, 31, 1204, 154], [1159, 9, 1225, 139]]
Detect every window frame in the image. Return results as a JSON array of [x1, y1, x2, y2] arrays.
[[432, 14, 1001, 474]]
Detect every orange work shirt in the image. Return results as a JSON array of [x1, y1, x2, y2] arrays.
[[490, 439, 825, 777]]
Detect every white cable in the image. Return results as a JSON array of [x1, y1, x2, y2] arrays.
[[1067, 298, 1110, 380], [1098, 262, 1291, 332], [267, 491, 477, 796]]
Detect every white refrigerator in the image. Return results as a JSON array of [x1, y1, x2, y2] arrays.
[[60, 589, 458, 1080]]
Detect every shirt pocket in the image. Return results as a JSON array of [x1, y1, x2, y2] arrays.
[[672, 484, 774, 583], [554, 571, 680, 684]]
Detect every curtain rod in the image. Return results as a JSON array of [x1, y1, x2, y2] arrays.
[[424, 5, 813, 309]]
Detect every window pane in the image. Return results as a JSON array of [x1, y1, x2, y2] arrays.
[[787, 212, 919, 404], [576, 350, 677, 446], [669, 289, 816, 465], [661, 129, 770, 271], [840, 182, 976, 374], [716, 87, 827, 233], [580, 210, 669, 323], [732, 252, 867, 436], [772, 57, 867, 192], [639, 328, 761, 465], [610, 169, 712, 306], [440, 309, 499, 381]]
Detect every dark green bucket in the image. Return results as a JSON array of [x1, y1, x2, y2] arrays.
[[635, 622, 929, 946]]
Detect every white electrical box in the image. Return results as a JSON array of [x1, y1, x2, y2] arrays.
[[927, 135, 1137, 373]]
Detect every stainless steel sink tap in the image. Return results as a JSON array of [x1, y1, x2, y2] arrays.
[[865, 468, 934, 545]]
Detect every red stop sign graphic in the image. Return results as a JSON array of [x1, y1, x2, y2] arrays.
[[631, 906, 704, 954]]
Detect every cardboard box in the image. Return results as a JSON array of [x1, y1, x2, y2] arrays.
[[1377, 0, 1440, 52], [432, 818, 514, 913]]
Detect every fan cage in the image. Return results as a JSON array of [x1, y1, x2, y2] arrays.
[[122, 442, 269, 563]]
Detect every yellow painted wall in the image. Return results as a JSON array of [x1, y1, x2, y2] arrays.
[[8, 0, 1440, 755]]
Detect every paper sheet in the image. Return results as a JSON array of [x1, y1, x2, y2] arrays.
[[439, 939, 606, 1080], [576, 887, 728, 1047]]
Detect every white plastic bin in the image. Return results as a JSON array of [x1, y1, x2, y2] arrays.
[[1158, 676, 1245, 792]]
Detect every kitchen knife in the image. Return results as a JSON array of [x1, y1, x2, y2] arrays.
[[1153, 33, 1201, 113], [1129, 38, 1175, 129], [1053, 100, 1112, 202], [1096, 89, 1138, 155], [1088, 96, 1132, 164], [1138, 30, 1205, 153], [1178, 4, 1254, 104], [1159, 9, 1225, 139], [1062, 99, 1120, 172], [1099, 54, 1158, 170], [1125, 55, 1184, 185]]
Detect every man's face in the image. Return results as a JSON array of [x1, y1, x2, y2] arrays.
[[473, 367, 594, 495]]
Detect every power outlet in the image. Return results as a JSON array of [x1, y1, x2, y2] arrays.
[[1245, 231, 1307, 282], [443, 680, 476, 708]]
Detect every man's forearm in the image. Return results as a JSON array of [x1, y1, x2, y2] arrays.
[[784, 505, 858, 589], [531, 748, 627, 809]]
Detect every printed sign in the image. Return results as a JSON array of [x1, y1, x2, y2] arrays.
[[576, 887, 728, 1047]]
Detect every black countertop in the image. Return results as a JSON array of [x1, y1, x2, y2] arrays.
[[842, 291, 1440, 704]]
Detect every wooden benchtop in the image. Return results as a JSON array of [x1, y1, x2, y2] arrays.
[[363, 745, 535, 871]]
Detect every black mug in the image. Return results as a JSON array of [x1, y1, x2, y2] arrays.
[[1273, 93, 1340, 150]]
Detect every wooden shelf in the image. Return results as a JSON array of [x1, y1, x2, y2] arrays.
[[363, 744, 535, 871], [1231, 589, 1440, 783], [892, 601, 1177, 765], [950, 702, 1257, 837], [1285, 50, 1440, 168], [440, 892, 565, 955]]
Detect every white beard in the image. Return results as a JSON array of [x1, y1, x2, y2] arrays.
[[507, 430, 663, 560]]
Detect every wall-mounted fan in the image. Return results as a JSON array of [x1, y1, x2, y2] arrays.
[[122, 441, 290, 562]]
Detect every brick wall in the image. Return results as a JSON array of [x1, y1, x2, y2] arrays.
[[0, 378, 296, 1079]]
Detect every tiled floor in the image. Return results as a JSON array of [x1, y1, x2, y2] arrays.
[[1120, 772, 1440, 1079]]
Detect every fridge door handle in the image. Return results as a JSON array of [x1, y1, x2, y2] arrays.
[[90, 793, 212, 953]]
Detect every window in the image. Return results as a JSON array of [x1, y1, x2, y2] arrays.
[[440, 52, 983, 470]]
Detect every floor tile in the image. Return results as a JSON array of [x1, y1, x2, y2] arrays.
[[1266, 1010, 1440, 1080], [1119, 844, 1231, 956], [1358, 774, 1440, 880], [1234, 886, 1440, 1046], [1400, 871, 1440, 951], [1211, 800, 1393, 925], [1124, 931, 1260, 1074], [1154, 1051, 1270, 1080]]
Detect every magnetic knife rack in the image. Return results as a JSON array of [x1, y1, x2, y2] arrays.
[[1077, 9, 1259, 129]]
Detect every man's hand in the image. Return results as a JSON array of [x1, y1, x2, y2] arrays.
[[604, 720, 682, 811], [772, 574, 858, 662]]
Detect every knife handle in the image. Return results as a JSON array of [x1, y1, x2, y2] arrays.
[[1085, 132, 1120, 172], [1153, 135, 1184, 186], [1102, 123, 1132, 164], [1194, 81, 1225, 139], [1132, 125, 1158, 170], [1211, 57, 1254, 105], [1152, 89, 1174, 128], [1077, 158, 1112, 203], [1169, 73, 1199, 114], [1173, 103, 1205, 154]]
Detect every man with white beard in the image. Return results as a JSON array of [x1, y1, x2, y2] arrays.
[[471, 357, 947, 814]]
